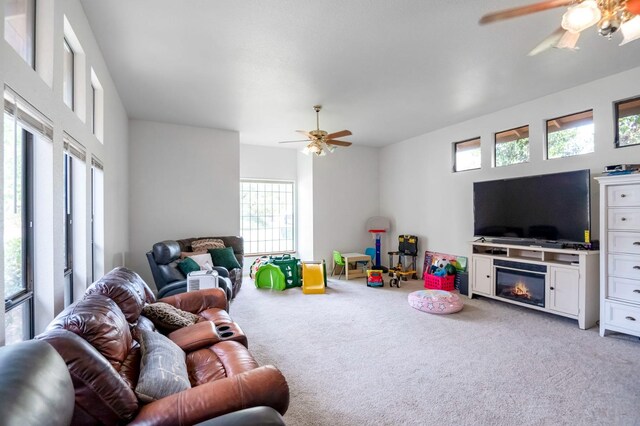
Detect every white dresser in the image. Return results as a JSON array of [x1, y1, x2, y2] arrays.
[[596, 174, 640, 338]]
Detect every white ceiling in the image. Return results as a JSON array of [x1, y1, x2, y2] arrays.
[[80, 0, 640, 148]]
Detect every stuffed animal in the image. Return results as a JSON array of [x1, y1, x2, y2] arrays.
[[436, 258, 450, 269]]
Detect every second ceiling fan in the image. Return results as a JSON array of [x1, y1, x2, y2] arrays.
[[279, 105, 352, 156], [479, 0, 640, 55]]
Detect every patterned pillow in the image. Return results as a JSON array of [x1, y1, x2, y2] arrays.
[[142, 302, 200, 332], [135, 329, 191, 403], [191, 238, 225, 253]]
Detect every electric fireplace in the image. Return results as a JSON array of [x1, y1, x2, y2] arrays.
[[495, 268, 545, 308]]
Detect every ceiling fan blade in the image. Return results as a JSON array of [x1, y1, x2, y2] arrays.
[[479, 0, 574, 25], [278, 139, 310, 144], [326, 130, 352, 140], [528, 26, 566, 55], [325, 140, 352, 147], [555, 29, 580, 50]]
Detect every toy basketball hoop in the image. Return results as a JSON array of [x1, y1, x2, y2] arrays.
[[366, 217, 390, 270]]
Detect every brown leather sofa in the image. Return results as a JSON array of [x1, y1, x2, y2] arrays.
[[36, 267, 289, 425]]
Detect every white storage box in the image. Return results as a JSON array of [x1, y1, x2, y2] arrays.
[[187, 270, 219, 292]]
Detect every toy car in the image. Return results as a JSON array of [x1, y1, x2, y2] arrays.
[[366, 270, 384, 287]]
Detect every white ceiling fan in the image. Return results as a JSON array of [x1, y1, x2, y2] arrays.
[[279, 105, 352, 156]]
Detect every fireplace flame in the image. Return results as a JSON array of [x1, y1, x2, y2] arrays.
[[510, 281, 532, 299]]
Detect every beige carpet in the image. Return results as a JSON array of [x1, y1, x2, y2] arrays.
[[231, 276, 640, 425]]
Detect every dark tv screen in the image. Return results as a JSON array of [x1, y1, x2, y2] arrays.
[[473, 169, 591, 244]]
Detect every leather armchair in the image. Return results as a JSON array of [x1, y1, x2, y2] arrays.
[[146, 240, 233, 300], [0, 340, 75, 426]]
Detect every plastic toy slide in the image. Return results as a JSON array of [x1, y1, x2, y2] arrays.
[[302, 261, 326, 294], [254, 264, 286, 291]]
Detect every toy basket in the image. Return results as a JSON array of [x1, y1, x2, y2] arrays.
[[423, 272, 455, 291]]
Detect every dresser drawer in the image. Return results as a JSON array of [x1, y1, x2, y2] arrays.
[[608, 231, 640, 254], [608, 254, 640, 279], [607, 208, 640, 231], [607, 276, 640, 304], [603, 300, 640, 334], [608, 184, 640, 207]]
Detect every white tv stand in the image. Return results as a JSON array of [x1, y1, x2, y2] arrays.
[[470, 241, 599, 329]]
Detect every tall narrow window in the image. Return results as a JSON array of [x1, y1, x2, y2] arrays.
[[615, 96, 640, 148], [3, 106, 34, 344], [495, 125, 530, 167], [240, 180, 295, 255], [63, 153, 73, 306], [4, 0, 36, 68], [90, 69, 104, 142], [453, 137, 481, 172], [63, 38, 75, 110], [91, 159, 104, 281], [89, 84, 96, 135], [546, 110, 594, 159]]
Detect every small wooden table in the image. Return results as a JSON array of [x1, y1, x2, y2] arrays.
[[340, 253, 371, 280]]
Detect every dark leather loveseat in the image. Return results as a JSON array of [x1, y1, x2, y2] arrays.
[[147, 236, 244, 299], [33, 266, 288, 425]]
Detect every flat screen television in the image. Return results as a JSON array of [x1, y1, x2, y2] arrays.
[[473, 169, 591, 245]]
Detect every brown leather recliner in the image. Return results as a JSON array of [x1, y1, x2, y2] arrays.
[[36, 267, 289, 425]]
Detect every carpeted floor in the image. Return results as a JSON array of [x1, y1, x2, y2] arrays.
[[231, 276, 640, 426]]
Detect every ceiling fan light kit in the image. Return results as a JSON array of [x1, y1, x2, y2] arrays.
[[279, 105, 353, 157], [480, 0, 640, 54], [561, 1, 601, 32]]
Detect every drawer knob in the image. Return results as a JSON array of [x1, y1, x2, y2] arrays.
[[550, 286, 555, 290], [634, 242, 640, 246], [621, 194, 627, 198], [625, 316, 636, 321], [633, 289, 640, 294], [621, 217, 627, 221], [634, 266, 640, 270]]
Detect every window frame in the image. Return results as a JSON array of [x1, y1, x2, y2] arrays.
[[240, 179, 296, 256], [453, 137, 482, 172], [494, 125, 530, 168], [63, 152, 73, 306], [4, 125, 35, 342], [63, 37, 75, 111], [545, 109, 594, 160], [614, 95, 640, 149]]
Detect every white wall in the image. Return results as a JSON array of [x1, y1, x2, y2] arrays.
[[0, 0, 129, 339], [128, 120, 240, 287], [312, 146, 380, 267], [380, 66, 640, 272], [240, 144, 297, 180]]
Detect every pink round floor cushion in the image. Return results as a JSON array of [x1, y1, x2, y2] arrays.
[[408, 290, 463, 314]]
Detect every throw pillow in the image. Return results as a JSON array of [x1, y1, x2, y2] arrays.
[[177, 257, 200, 276], [188, 253, 214, 269], [208, 247, 241, 271], [142, 302, 200, 332], [191, 238, 225, 253], [135, 328, 191, 403]]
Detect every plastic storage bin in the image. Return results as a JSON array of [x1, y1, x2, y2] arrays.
[[424, 272, 455, 291]]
